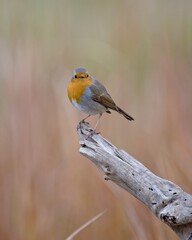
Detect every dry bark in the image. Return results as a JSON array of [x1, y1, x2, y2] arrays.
[[77, 122, 192, 240]]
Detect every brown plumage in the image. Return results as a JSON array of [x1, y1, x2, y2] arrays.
[[68, 67, 134, 132]]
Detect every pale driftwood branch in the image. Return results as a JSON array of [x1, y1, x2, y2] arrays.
[[77, 122, 192, 240]]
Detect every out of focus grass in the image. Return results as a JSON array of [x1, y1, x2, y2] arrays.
[[0, 0, 192, 239]]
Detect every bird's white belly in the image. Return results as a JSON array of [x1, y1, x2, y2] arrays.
[[72, 99, 107, 115]]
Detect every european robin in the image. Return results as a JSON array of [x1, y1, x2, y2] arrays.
[[67, 67, 134, 131]]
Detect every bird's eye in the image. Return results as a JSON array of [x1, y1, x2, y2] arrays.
[[74, 75, 77, 78]]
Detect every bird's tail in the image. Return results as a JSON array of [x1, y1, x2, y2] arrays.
[[116, 106, 134, 121]]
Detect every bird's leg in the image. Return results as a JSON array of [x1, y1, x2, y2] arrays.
[[85, 113, 102, 139], [80, 114, 91, 123], [78, 115, 91, 132], [92, 113, 102, 133], [79, 113, 102, 139], [84, 113, 102, 140]]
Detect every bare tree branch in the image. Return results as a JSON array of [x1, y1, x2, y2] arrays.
[[77, 122, 192, 240]]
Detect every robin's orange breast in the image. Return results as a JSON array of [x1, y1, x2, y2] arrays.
[[67, 78, 93, 103]]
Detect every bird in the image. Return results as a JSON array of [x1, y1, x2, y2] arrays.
[[67, 67, 134, 132]]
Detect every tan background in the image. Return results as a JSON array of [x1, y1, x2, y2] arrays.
[[0, 0, 192, 239]]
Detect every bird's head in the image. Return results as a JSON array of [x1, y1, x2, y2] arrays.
[[72, 67, 89, 80]]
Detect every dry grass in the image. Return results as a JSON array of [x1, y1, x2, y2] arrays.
[[0, 0, 192, 239]]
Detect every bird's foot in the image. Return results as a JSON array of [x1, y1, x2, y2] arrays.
[[77, 120, 99, 139], [78, 120, 89, 131], [85, 129, 100, 140]]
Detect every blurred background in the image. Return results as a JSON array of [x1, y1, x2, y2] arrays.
[[0, 0, 192, 239]]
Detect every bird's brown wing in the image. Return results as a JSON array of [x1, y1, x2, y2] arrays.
[[90, 80, 134, 121], [89, 80, 117, 110], [92, 93, 117, 110]]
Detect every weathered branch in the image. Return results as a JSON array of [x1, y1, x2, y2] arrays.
[[77, 122, 192, 240]]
